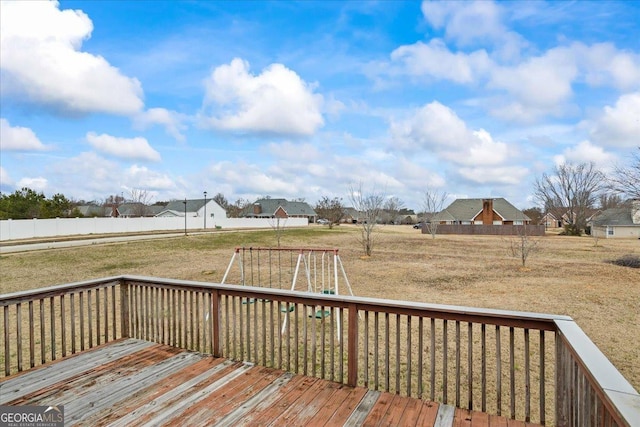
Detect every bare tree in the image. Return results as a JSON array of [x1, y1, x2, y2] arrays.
[[314, 196, 345, 229], [422, 189, 448, 239], [128, 188, 153, 216], [608, 147, 640, 200], [534, 162, 604, 236], [383, 196, 404, 224], [348, 182, 385, 256], [212, 192, 229, 210], [227, 198, 250, 218]]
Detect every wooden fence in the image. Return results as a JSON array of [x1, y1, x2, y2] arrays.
[[428, 224, 546, 236], [1, 276, 638, 426]]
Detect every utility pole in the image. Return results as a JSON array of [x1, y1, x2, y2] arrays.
[[183, 198, 187, 236], [204, 191, 207, 229]]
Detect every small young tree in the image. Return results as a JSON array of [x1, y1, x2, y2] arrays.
[[422, 189, 448, 239], [348, 182, 385, 256], [128, 188, 153, 216], [268, 216, 287, 248], [314, 196, 345, 229], [509, 223, 541, 267]]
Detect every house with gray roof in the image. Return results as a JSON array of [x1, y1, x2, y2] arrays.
[[242, 198, 317, 222], [432, 198, 531, 225], [155, 198, 226, 228], [590, 200, 640, 239]]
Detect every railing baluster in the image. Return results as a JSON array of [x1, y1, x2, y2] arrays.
[[468, 322, 473, 410], [364, 310, 369, 388], [29, 300, 34, 368], [303, 304, 308, 376], [455, 320, 461, 407], [374, 311, 379, 391], [50, 296, 56, 359], [311, 304, 316, 377], [510, 326, 515, 419], [496, 325, 502, 416], [112, 286, 117, 341], [60, 295, 66, 357], [40, 299, 45, 363], [294, 303, 299, 373], [269, 300, 274, 367], [16, 303, 23, 371], [3, 305, 9, 376], [395, 313, 401, 394], [406, 315, 412, 396], [95, 288, 100, 345], [190, 291, 195, 350], [330, 306, 334, 382], [104, 286, 109, 342], [338, 307, 344, 383], [70, 294, 76, 354], [261, 299, 266, 364], [384, 312, 390, 392], [321, 304, 326, 379], [525, 328, 531, 422], [430, 317, 436, 401], [481, 323, 486, 412], [443, 319, 448, 403], [540, 330, 546, 425], [418, 316, 423, 399]]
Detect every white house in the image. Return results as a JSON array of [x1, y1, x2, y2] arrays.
[[155, 198, 226, 228], [590, 200, 640, 239]]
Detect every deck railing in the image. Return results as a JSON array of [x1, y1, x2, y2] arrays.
[[1, 275, 638, 426]]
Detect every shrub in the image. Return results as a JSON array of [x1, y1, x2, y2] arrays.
[[608, 255, 640, 269]]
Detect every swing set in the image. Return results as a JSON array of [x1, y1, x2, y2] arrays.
[[220, 247, 355, 336]]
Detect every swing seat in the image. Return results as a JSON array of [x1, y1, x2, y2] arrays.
[[322, 289, 335, 295], [310, 309, 331, 318], [280, 304, 295, 312]]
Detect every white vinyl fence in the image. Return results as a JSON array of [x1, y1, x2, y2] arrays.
[[0, 216, 308, 241]]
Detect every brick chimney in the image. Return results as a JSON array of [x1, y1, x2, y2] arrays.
[[253, 203, 262, 215], [482, 199, 494, 225]]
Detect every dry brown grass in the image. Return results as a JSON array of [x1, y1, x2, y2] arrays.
[[1, 225, 638, 391]]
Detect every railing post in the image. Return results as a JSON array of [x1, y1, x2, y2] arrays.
[[555, 332, 568, 427], [347, 303, 358, 387], [120, 280, 130, 338], [212, 289, 221, 357]]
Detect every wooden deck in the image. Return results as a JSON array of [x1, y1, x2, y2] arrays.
[[0, 338, 541, 426]]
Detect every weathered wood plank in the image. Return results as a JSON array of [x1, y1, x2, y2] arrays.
[[0, 338, 154, 403], [376, 394, 413, 426], [396, 394, 426, 426], [434, 403, 456, 427], [343, 389, 380, 426], [215, 372, 295, 427], [323, 385, 368, 426]]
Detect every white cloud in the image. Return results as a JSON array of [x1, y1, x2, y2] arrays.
[[0, 166, 14, 189], [577, 43, 640, 91], [201, 58, 324, 136], [133, 108, 186, 142], [589, 92, 640, 148], [559, 140, 617, 170], [124, 165, 175, 190], [458, 165, 529, 185], [86, 132, 161, 162], [17, 176, 48, 192], [488, 47, 577, 121], [421, 0, 526, 60], [0, 0, 143, 115], [390, 39, 491, 83], [391, 101, 509, 166], [0, 118, 48, 151]]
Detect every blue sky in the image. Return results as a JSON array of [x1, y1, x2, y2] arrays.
[[1, 0, 639, 210]]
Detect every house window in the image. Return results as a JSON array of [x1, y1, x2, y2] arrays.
[[493, 220, 502, 225], [607, 227, 614, 236], [514, 220, 523, 225], [474, 221, 483, 225]]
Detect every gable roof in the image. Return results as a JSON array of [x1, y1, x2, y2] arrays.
[[245, 198, 317, 217], [591, 207, 639, 227], [164, 198, 207, 213], [433, 198, 530, 222]]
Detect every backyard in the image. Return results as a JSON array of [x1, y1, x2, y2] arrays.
[[1, 225, 638, 392]]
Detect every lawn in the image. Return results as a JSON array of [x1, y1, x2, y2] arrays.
[[1, 224, 638, 391]]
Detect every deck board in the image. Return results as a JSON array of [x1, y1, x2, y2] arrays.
[[0, 338, 543, 427]]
